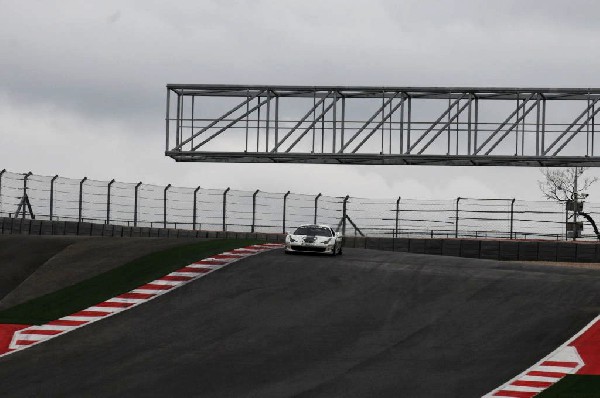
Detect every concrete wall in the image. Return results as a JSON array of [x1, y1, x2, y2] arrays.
[[0, 217, 285, 243], [343, 236, 600, 263]]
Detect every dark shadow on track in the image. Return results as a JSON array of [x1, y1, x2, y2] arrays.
[[0, 236, 204, 310], [0, 236, 79, 302], [1, 248, 600, 397]]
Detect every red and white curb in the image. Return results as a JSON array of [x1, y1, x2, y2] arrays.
[[484, 314, 600, 397], [0, 243, 283, 359]]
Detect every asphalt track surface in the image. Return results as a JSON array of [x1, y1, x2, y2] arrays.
[[2, 248, 600, 397]]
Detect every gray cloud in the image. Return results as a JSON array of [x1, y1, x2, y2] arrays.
[[2, 0, 600, 201]]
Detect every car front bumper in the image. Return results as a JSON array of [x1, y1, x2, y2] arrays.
[[285, 243, 335, 253]]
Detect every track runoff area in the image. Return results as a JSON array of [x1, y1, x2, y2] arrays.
[[1, 243, 600, 396]]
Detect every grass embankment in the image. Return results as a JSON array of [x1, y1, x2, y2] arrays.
[[0, 239, 261, 325], [536, 375, 600, 397]]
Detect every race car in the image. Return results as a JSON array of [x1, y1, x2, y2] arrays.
[[284, 224, 343, 255]]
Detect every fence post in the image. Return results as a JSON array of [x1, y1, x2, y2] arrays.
[[251, 189, 259, 233], [510, 198, 516, 239], [107, 179, 115, 224], [50, 175, 58, 220], [455, 197, 461, 238], [314, 193, 322, 224], [78, 177, 87, 222], [395, 196, 401, 238], [223, 187, 230, 232], [22, 172, 32, 219], [163, 184, 171, 229], [565, 203, 568, 241], [193, 186, 201, 230], [0, 169, 5, 216], [342, 195, 349, 235], [134, 182, 142, 227], [283, 191, 290, 233]]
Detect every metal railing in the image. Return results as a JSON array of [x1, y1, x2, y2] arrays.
[[1, 168, 598, 240]]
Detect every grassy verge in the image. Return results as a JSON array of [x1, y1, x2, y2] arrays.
[[0, 239, 262, 325], [536, 375, 600, 397]]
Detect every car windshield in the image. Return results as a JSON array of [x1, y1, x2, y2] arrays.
[[293, 226, 332, 237]]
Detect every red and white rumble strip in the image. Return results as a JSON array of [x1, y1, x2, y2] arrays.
[[0, 243, 282, 358], [484, 314, 600, 397]]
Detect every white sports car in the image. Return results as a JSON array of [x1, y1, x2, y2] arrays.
[[285, 224, 343, 255]]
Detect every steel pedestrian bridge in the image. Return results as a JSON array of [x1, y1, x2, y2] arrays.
[[165, 85, 600, 166]]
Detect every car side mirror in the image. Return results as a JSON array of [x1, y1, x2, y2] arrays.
[[336, 232, 341, 237]]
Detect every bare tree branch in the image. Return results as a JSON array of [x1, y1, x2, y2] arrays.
[[538, 167, 597, 203]]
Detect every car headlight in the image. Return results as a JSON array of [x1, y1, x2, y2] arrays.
[[288, 236, 297, 242], [322, 238, 332, 244]]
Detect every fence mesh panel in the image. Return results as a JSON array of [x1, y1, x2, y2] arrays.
[[1, 172, 24, 217], [197, 188, 225, 231], [53, 177, 80, 222], [110, 182, 135, 225], [0, 169, 598, 240]]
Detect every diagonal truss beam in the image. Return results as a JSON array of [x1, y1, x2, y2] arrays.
[[417, 98, 472, 155], [351, 94, 407, 153], [352, 96, 408, 153], [176, 89, 265, 151], [473, 93, 536, 155], [544, 98, 600, 155], [550, 103, 600, 156], [270, 91, 332, 153], [339, 93, 400, 152], [483, 99, 539, 155], [284, 95, 341, 153], [406, 94, 467, 154], [192, 95, 272, 151]]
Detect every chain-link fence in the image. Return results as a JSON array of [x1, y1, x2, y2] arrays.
[[1, 169, 598, 240]]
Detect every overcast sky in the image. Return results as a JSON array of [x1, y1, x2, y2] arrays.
[[3, 0, 600, 201]]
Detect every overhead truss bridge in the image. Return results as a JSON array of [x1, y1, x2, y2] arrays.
[[166, 84, 600, 166]]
